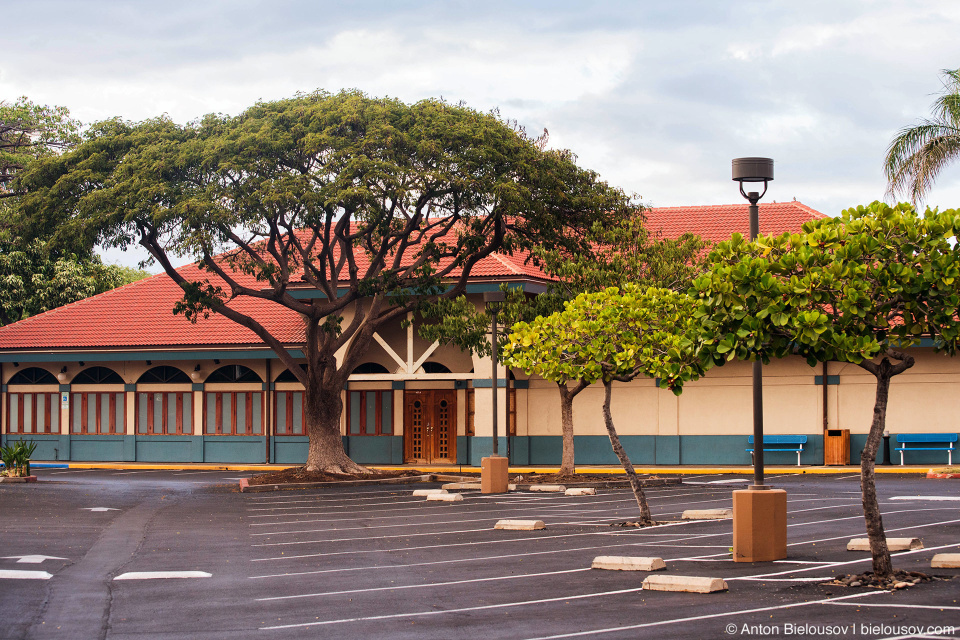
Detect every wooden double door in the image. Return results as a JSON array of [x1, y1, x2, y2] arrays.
[[403, 390, 457, 464]]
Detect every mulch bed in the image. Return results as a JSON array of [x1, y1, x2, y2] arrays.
[[247, 467, 424, 486], [827, 570, 944, 590]]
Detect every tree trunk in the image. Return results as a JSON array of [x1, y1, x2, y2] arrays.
[[857, 354, 912, 580], [601, 379, 652, 524], [557, 380, 588, 477], [303, 374, 370, 474]]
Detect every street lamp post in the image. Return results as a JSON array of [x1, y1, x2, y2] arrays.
[[730, 157, 787, 562], [481, 291, 508, 494], [732, 157, 774, 488]]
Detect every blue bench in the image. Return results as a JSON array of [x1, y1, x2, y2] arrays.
[[746, 435, 808, 466], [895, 433, 957, 465]]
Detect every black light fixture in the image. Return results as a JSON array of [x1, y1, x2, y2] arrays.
[[214, 359, 220, 365], [12, 362, 18, 367], [194, 364, 201, 372], [78, 361, 84, 367], [732, 157, 774, 489], [146, 360, 152, 366]]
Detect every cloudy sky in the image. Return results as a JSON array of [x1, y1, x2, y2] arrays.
[[3, 0, 960, 268]]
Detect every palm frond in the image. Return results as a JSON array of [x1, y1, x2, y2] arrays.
[[884, 68, 960, 202]]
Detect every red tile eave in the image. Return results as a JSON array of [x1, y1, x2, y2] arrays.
[[0, 201, 825, 352]]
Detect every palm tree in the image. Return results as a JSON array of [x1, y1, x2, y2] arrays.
[[885, 68, 960, 203]]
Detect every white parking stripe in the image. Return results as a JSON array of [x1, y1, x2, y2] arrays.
[[828, 602, 960, 611], [252, 526, 494, 546], [260, 587, 647, 630], [0, 570, 52, 580], [519, 591, 886, 640], [114, 571, 211, 580], [257, 567, 590, 601]]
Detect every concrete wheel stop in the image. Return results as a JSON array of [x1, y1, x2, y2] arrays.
[[427, 493, 463, 502], [682, 508, 732, 520], [931, 553, 960, 568], [641, 575, 728, 593], [847, 538, 923, 551], [592, 556, 666, 571], [494, 519, 545, 530]]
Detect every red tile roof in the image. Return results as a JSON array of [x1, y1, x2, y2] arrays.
[[0, 202, 825, 351], [645, 201, 826, 243]]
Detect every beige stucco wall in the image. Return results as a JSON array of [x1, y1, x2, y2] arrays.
[[515, 348, 960, 438]]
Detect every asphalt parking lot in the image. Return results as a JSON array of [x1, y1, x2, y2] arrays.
[[1, 469, 958, 640]]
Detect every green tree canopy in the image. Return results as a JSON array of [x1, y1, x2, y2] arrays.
[[1, 97, 81, 198], [504, 284, 709, 522], [692, 200, 960, 579], [17, 90, 633, 473], [0, 238, 149, 326], [885, 68, 960, 203], [419, 213, 708, 475]]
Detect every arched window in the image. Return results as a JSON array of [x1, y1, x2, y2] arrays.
[[421, 361, 451, 374], [137, 366, 191, 384], [8, 367, 57, 385], [275, 365, 307, 383], [7, 368, 59, 434], [206, 365, 262, 383], [72, 367, 124, 384], [352, 362, 390, 374]]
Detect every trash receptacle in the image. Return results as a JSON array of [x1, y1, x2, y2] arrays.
[[824, 429, 850, 465]]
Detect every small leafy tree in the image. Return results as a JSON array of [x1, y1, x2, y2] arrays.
[[18, 90, 632, 473], [692, 201, 960, 579], [421, 215, 708, 476], [504, 284, 708, 523]]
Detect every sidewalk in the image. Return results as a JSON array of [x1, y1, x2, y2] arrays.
[[28, 461, 943, 474]]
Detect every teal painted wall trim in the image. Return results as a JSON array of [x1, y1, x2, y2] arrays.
[[513, 380, 529, 389], [392, 381, 405, 390], [202, 436, 265, 463], [815, 375, 840, 385], [656, 435, 680, 464], [272, 436, 308, 464], [342, 436, 401, 464], [2, 433, 60, 461], [59, 384, 70, 392], [457, 436, 470, 465], [454, 380, 467, 390], [191, 383, 204, 392], [59, 434, 70, 460], [124, 384, 136, 392], [468, 437, 509, 465], [0, 385, 5, 392], [509, 436, 530, 465], [66, 435, 127, 461], [472, 379, 507, 388]]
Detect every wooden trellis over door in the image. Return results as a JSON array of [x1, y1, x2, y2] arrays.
[[403, 390, 457, 464]]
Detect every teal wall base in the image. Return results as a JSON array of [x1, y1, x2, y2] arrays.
[[467, 437, 509, 466], [344, 436, 403, 464], [1, 434, 61, 461], [14, 432, 953, 467]]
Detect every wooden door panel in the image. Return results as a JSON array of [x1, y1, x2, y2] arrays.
[[404, 390, 457, 464]]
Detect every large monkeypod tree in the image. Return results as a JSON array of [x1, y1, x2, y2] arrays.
[[504, 284, 708, 523], [693, 201, 960, 580], [17, 90, 632, 473]]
